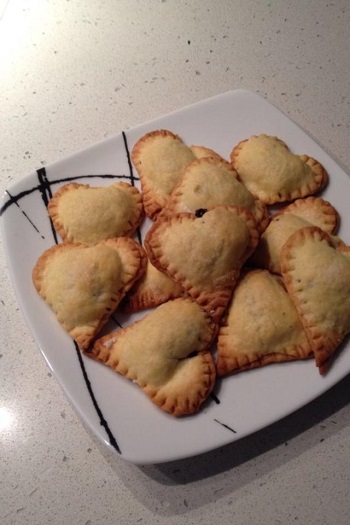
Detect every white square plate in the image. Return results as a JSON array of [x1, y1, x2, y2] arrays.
[[1, 89, 350, 464]]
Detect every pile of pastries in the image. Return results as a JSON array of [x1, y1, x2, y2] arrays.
[[32, 130, 350, 417]]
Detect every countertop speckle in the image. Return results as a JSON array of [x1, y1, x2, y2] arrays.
[[1, 1, 350, 524]]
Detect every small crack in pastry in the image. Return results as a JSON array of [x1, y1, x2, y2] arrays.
[[86, 298, 217, 416], [48, 181, 143, 244], [216, 269, 313, 376], [281, 226, 350, 374], [230, 134, 328, 204], [144, 205, 259, 323], [165, 156, 269, 233], [32, 238, 147, 350]]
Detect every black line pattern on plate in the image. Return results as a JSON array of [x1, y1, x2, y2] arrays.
[[210, 392, 221, 404], [122, 131, 143, 245], [73, 342, 121, 453], [0, 186, 41, 216], [0, 173, 139, 217], [4, 190, 45, 239], [3, 132, 230, 456], [37, 167, 58, 244], [122, 131, 136, 187], [36, 166, 123, 453], [0, 134, 144, 455], [111, 315, 124, 329], [214, 419, 237, 434]]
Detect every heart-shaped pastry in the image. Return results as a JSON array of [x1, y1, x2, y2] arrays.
[[230, 134, 328, 204], [189, 145, 225, 162], [48, 181, 143, 244], [145, 206, 259, 322], [165, 156, 269, 232], [217, 269, 312, 376], [123, 257, 183, 313], [32, 238, 146, 350], [250, 197, 341, 274], [274, 196, 339, 231], [131, 129, 197, 219], [131, 130, 225, 220], [86, 298, 217, 416], [281, 226, 350, 373]]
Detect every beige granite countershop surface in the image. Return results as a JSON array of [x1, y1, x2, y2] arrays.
[[1, 1, 350, 524]]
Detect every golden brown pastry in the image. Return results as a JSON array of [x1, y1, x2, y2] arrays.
[[217, 269, 312, 375], [144, 206, 259, 323], [166, 156, 269, 232], [281, 226, 350, 373], [122, 257, 183, 313], [230, 134, 328, 204], [273, 196, 339, 232], [86, 298, 217, 416], [250, 197, 341, 273], [131, 129, 196, 219], [48, 181, 143, 244], [32, 238, 146, 350], [189, 145, 225, 161]]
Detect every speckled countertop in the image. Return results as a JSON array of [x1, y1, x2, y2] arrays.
[[1, 1, 350, 524]]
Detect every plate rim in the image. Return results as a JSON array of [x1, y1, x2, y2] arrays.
[[1, 88, 350, 464]]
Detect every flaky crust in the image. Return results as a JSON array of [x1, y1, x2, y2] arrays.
[[144, 206, 259, 323], [217, 269, 312, 376], [32, 238, 146, 350], [230, 134, 328, 204], [48, 181, 144, 244], [281, 226, 350, 373], [131, 129, 196, 219], [85, 298, 217, 416]]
